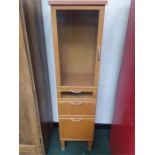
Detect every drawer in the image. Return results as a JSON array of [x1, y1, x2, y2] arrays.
[[59, 117, 94, 140], [59, 91, 97, 100], [58, 101, 96, 116], [57, 86, 97, 93]]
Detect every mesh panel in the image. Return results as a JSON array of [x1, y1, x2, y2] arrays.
[[57, 10, 99, 24]]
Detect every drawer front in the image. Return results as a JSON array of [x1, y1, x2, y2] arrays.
[[59, 117, 94, 140], [57, 86, 97, 92], [58, 101, 96, 116]]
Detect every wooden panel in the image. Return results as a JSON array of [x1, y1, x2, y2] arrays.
[[59, 117, 94, 140], [51, 5, 105, 10], [19, 13, 35, 146], [19, 145, 35, 153], [94, 7, 105, 86], [20, 152, 42, 155], [19, 10, 44, 155], [48, 0, 108, 6], [60, 91, 95, 100], [62, 73, 94, 86], [59, 26, 96, 75], [51, 7, 61, 86], [58, 86, 97, 99], [58, 101, 96, 115], [21, 0, 53, 152], [57, 86, 97, 91]]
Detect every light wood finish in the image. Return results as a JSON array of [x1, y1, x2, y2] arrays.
[[58, 23, 98, 86], [94, 7, 105, 86], [88, 141, 93, 151], [48, 0, 108, 6], [51, 7, 61, 86], [49, 4, 107, 151], [58, 87, 97, 99], [58, 101, 96, 115], [62, 73, 94, 86], [59, 117, 94, 140], [60, 91, 95, 100], [19, 12, 44, 155], [60, 140, 65, 150], [19, 145, 35, 153], [57, 86, 97, 91]]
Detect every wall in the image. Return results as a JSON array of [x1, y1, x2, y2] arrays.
[[41, 0, 131, 123]]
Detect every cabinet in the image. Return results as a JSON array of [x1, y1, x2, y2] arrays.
[[48, 0, 107, 150]]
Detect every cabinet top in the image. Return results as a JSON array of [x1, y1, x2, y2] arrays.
[[48, 0, 108, 6]]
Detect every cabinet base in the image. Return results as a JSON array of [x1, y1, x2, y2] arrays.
[[60, 140, 93, 151]]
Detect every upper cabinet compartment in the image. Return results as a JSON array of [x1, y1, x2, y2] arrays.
[[57, 10, 99, 86]]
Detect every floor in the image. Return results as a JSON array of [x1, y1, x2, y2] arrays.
[[46, 127, 111, 155]]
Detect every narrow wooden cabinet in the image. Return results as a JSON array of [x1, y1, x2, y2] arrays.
[[49, 0, 107, 150]]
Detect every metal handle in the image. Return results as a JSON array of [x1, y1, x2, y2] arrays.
[[97, 46, 101, 61], [70, 90, 83, 94], [70, 118, 82, 122], [70, 101, 83, 106]]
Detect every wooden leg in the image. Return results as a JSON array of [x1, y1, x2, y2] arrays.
[[88, 140, 93, 151], [60, 140, 65, 150]]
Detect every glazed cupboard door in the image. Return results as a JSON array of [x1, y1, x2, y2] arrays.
[[52, 6, 105, 88], [19, 13, 44, 155]]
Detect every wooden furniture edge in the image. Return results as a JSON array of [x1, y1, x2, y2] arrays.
[[48, 0, 108, 6]]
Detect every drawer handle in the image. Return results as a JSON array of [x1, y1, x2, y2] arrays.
[[70, 90, 83, 94], [70, 118, 82, 122], [70, 102, 83, 106]]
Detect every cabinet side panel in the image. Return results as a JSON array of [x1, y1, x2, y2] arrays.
[[51, 7, 61, 86], [94, 7, 105, 86]]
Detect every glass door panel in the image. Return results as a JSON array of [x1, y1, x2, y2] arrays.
[[57, 10, 99, 86]]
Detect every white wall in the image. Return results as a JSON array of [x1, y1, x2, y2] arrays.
[[41, 0, 131, 123]]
